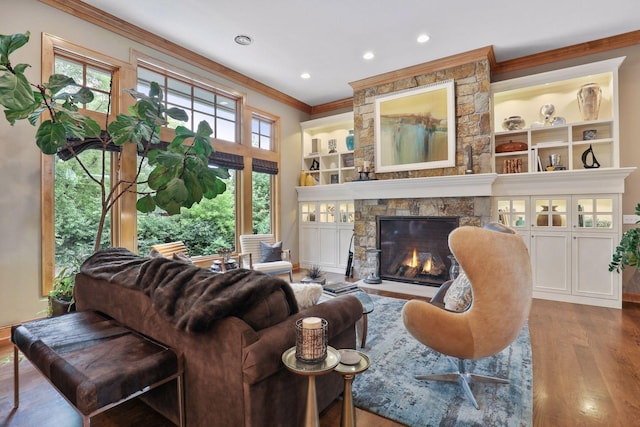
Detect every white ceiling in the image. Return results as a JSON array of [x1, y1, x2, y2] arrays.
[[83, 0, 639, 107]]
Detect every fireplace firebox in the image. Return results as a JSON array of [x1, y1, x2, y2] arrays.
[[377, 216, 459, 286]]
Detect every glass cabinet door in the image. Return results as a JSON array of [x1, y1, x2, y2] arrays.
[[533, 197, 569, 229], [318, 202, 336, 223], [300, 202, 317, 223], [338, 201, 355, 224], [574, 196, 616, 232], [496, 198, 528, 228]]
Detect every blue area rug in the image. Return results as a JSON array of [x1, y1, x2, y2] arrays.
[[351, 294, 533, 426]]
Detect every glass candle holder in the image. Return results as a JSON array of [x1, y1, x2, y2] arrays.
[[295, 317, 328, 362]]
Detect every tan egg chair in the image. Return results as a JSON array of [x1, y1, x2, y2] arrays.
[[402, 224, 532, 409]]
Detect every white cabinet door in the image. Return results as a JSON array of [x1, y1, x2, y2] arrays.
[[572, 233, 619, 300], [299, 227, 319, 267], [318, 226, 338, 267], [530, 231, 571, 294]]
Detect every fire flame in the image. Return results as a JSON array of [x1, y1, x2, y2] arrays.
[[422, 256, 432, 273], [409, 248, 418, 268]]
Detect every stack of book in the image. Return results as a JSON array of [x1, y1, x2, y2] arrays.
[[322, 281, 359, 295]]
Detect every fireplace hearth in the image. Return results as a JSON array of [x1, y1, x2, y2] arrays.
[[377, 216, 458, 287]]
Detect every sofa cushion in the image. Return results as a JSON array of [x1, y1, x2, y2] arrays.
[[260, 241, 282, 262], [289, 283, 323, 309], [443, 271, 473, 312]]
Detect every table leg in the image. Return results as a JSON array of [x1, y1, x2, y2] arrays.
[[341, 374, 356, 427], [305, 375, 320, 427], [355, 314, 368, 348], [13, 345, 19, 409]]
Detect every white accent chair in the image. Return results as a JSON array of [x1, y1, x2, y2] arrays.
[[239, 234, 293, 281]]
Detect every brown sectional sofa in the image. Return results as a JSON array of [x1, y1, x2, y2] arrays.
[[74, 249, 363, 426]]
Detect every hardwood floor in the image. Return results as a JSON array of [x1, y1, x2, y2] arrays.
[[2, 280, 640, 426]]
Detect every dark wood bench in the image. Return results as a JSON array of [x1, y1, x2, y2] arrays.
[[12, 310, 184, 426]]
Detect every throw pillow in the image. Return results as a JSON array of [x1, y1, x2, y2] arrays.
[[289, 283, 323, 309], [260, 241, 282, 263], [443, 271, 473, 312]]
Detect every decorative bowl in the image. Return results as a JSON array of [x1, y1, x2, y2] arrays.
[[502, 116, 525, 131]]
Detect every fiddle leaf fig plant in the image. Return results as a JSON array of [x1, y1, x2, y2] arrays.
[[609, 202, 640, 273], [0, 31, 228, 251]]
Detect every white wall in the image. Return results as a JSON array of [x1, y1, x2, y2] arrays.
[[0, 0, 307, 326]]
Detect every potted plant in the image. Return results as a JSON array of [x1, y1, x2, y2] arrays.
[[609, 202, 640, 273], [301, 265, 326, 285], [48, 266, 77, 316]]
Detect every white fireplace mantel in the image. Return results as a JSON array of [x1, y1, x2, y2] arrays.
[[295, 167, 635, 201]]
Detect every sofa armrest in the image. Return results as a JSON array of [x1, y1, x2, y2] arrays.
[[242, 294, 363, 384]]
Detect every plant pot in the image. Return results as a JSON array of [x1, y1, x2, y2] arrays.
[[49, 296, 75, 317]]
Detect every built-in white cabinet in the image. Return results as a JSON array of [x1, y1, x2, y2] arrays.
[[494, 194, 621, 308], [300, 112, 355, 185], [299, 200, 355, 274], [491, 57, 624, 175]]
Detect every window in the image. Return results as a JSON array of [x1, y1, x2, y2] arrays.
[[252, 116, 273, 150], [252, 171, 272, 234], [137, 65, 240, 142], [54, 55, 112, 114], [138, 168, 237, 257]]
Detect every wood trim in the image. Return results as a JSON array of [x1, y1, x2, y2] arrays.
[[38, 0, 312, 114], [349, 46, 495, 91], [492, 30, 640, 76], [310, 98, 354, 116]]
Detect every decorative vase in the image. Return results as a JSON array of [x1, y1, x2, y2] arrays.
[[346, 130, 354, 151], [536, 205, 562, 227], [305, 173, 315, 186], [577, 83, 602, 121]]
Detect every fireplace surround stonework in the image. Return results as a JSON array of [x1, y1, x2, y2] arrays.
[[349, 51, 493, 279]]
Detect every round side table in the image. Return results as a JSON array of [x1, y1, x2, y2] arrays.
[[282, 346, 341, 427], [334, 350, 371, 427]]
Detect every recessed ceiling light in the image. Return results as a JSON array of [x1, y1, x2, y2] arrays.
[[417, 34, 430, 43], [234, 35, 253, 46], [301, 72, 311, 79], [363, 51, 375, 60]]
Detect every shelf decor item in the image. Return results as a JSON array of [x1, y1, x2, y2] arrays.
[[577, 83, 602, 120], [328, 139, 337, 153], [581, 144, 601, 169], [502, 116, 525, 130], [346, 130, 354, 151]]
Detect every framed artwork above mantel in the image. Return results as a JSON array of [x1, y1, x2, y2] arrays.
[[374, 79, 456, 173]]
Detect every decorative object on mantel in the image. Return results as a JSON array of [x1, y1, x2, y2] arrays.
[[577, 83, 602, 121], [355, 160, 376, 181], [309, 159, 320, 171], [346, 130, 355, 151], [305, 173, 316, 186], [502, 115, 525, 131], [465, 145, 474, 174], [581, 144, 601, 169]]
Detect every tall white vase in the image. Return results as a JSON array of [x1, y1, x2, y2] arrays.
[[577, 83, 602, 121]]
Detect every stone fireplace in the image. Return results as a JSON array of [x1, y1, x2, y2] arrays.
[[348, 49, 494, 283]]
